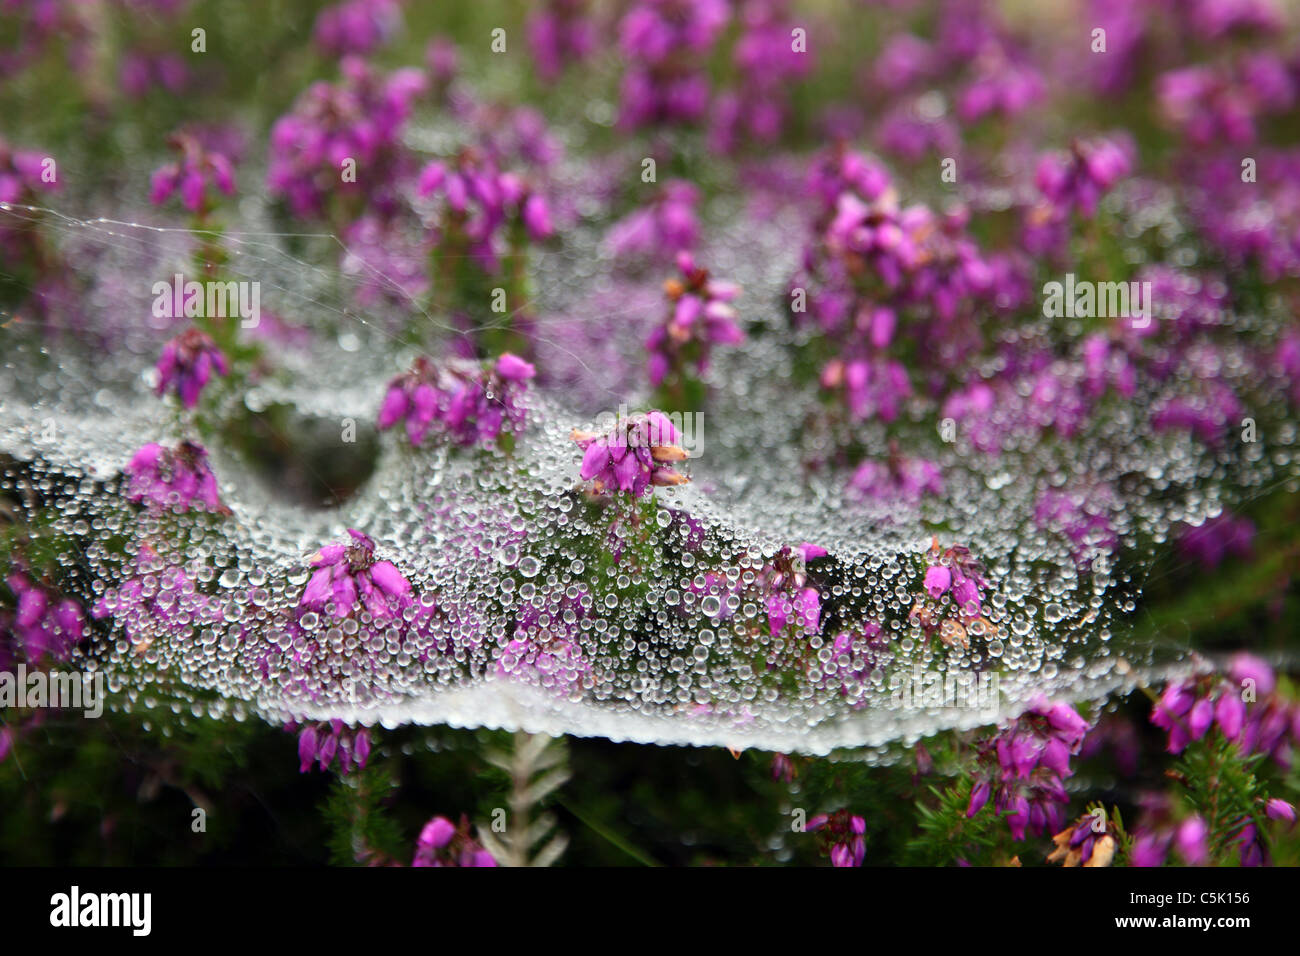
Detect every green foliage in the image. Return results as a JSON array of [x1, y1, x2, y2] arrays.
[[322, 764, 406, 866]]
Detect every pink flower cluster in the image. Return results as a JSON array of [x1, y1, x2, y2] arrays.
[[149, 132, 236, 214], [645, 252, 743, 387], [412, 815, 497, 867], [297, 720, 372, 774], [572, 410, 689, 497], [299, 529, 414, 621], [967, 698, 1091, 840], [617, 0, 728, 130], [377, 353, 536, 448], [1150, 654, 1297, 763], [268, 56, 426, 219], [2, 572, 84, 666], [154, 328, 230, 409], [124, 441, 227, 514], [418, 149, 553, 272]]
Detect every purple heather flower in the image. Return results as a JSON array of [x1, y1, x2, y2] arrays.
[[412, 815, 497, 867], [495, 632, 592, 697], [606, 179, 701, 264], [0, 139, 58, 204], [312, 0, 401, 56], [149, 132, 235, 214], [1033, 137, 1131, 221], [771, 753, 796, 783], [1150, 681, 1196, 754], [1215, 691, 1246, 741], [155, 328, 230, 408], [957, 49, 1043, 124], [872, 33, 934, 92], [418, 816, 457, 851], [1235, 822, 1265, 867], [1047, 814, 1118, 867], [3, 572, 84, 665], [1033, 486, 1120, 561], [646, 251, 744, 387], [119, 52, 191, 99], [268, 57, 426, 219], [708, 0, 809, 152], [419, 150, 553, 272], [377, 353, 535, 448], [1228, 652, 1275, 697], [341, 214, 430, 308], [820, 357, 912, 424], [1150, 657, 1294, 764], [300, 529, 413, 620], [1151, 384, 1243, 447], [124, 440, 227, 514], [92, 545, 215, 647], [766, 587, 821, 637], [1187, 696, 1215, 741], [426, 37, 459, 90], [1129, 831, 1170, 867], [1266, 798, 1296, 824], [1189, 0, 1283, 39], [923, 565, 951, 599], [1174, 815, 1209, 865], [1157, 64, 1278, 148], [571, 410, 689, 497], [296, 720, 372, 774], [849, 454, 943, 506], [527, 0, 595, 83], [617, 0, 728, 130], [968, 698, 1091, 840], [809, 809, 866, 867]]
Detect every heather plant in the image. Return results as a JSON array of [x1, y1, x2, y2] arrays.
[[0, 0, 1298, 874]]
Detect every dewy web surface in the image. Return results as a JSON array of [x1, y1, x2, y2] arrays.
[[2, 169, 1295, 755]]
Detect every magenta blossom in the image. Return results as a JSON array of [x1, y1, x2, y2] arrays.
[[1150, 657, 1295, 764], [646, 251, 744, 387], [149, 132, 236, 214], [495, 585, 593, 697], [312, 0, 401, 56], [296, 720, 372, 774], [605, 179, 700, 264], [1177, 512, 1255, 570], [155, 328, 230, 409], [91, 545, 215, 647], [412, 815, 497, 867], [527, 0, 595, 83], [848, 453, 943, 506], [807, 809, 866, 867], [418, 150, 552, 272], [377, 353, 535, 447], [300, 529, 414, 620], [760, 544, 825, 637], [967, 698, 1091, 840], [572, 410, 689, 497], [1033, 136, 1132, 221], [124, 441, 227, 514], [2, 572, 84, 665], [617, 0, 728, 130], [268, 57, 426, 219]]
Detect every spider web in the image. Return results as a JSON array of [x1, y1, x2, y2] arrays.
[[1, 180, 1293, 755]]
